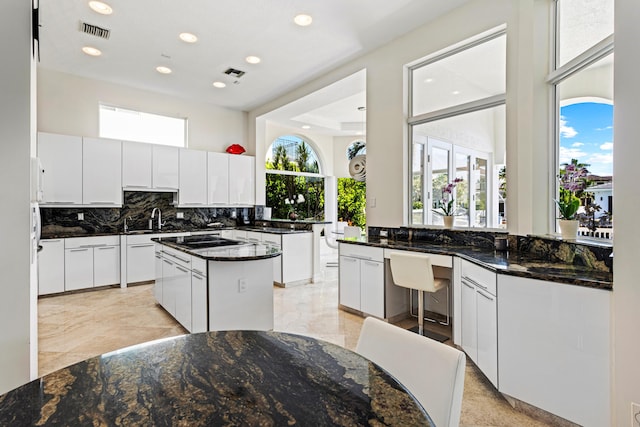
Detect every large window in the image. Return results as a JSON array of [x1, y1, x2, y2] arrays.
[[99, 104, 187, 147], [550, 0, 614, 239], [265, 135, 324, 220], [408, 30, 506, 228]]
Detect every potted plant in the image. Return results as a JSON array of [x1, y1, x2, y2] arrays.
[[433, 178, 463, 228], [555, 163, 588, 239]]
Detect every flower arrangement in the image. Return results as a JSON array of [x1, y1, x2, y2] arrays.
[[555, 163, 589, 220], [433, 178, 463, 216]]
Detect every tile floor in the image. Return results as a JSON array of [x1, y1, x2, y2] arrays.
[[38, 266, 557, 426]]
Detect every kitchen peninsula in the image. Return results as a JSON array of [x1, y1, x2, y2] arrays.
[[153, 235, 281, 333]]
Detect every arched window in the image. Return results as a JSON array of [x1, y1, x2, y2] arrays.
[[265, 135, 324, 220]]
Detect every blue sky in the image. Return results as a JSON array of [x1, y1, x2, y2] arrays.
[[559, 102, 613, 176]]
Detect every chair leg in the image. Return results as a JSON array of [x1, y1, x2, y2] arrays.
[[417, 289, 425, 335]]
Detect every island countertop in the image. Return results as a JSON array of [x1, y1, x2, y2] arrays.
[[338, 236, 612, 290], [0, 331, 432, 426], [153, 235, 281, 261]]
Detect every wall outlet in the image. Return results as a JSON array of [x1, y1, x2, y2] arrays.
[[369, 197, 376, 208], [176, 212, 184, 219], [380, 230, 388, 238], [632, 402, 640, 427], [238, 278, 247, 293], [77, 213, 84, 221]]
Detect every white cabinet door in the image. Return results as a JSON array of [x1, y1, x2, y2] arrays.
[[152, 145, 179, 190], [38, 132, 83, 205], [360, 260, 384, 318], [460, 279, 477, 362], [245, 231, 262, 243], [476, 288, 498, 387], [154, 250, 163, 304], [82, 137, 122, 206], [65, 248, 93, 291], [262, 234, 282, 283], [207, 152, 229, 205], [191, 272, 207, 333], [174, 264, 192, 331], [93, 245, 120, 286], [179, 148, 207, 206], [38, 239, 65, 295], [228, 155, 254, 205], [127, 242, 156, 283], [122, 141, 152, 189], [339, 256, 360, 310], [161, 258, 176, 316], [281, 233, 313, 284]]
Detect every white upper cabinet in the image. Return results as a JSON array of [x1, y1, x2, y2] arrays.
[[82, 137, 122, 206], [122, 141, 152, 189], [207, 152, 229, 205], [38, 132, 83, 205], [228, 155, 255, 206], [179, 149, 207, 206], [122, 142, 179, 190], [152, 145, 179, 190]]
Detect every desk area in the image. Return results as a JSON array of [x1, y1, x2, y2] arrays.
[[0, 331, 432, 426]]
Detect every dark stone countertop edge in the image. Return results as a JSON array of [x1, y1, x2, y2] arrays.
[[152, 238, 282, 262], [338, 238, 612, 290]]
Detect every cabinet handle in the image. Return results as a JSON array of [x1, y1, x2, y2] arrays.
[[42, 240, 61, 243], [45, 201, 78, 204], [155, 255, 162, 259], [80, 244, 106, 248], [130, 244, 155, 248], [176, 266, 189, 273], [478, 289, 495, 301], [192, 269, 205, 275], [462, 276, 483, 289], [342, 257, 357, 263], [192, 274, 204, 281], [163, 259, 174, 266], [164, 252, 191, 264], [69, 248, 89, 252], [364, 261, 379, 267], [462, 280, 475, 290], [97, 246, 115, 250], [88, 202, 115, 204]]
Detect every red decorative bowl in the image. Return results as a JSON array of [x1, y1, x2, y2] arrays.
[[226, 144, 246, 155]]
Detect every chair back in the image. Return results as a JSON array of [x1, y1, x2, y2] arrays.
[[343, 226, 362, 239], [390, 252, 437, 292], [356, 317, 466, 427]]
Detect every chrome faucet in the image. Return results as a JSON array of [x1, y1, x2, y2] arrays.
[[124, 216, 132, 233], [151, 208, 165, 230]]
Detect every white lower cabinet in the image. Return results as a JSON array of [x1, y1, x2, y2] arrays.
[[38, 239, 65, 295], [64, 236, 120, 291], [459, 259, 498, 388], [125, 233, 187, 284], [154, 246, 163, 304], [338, 244, 384, 318], [191, 271, 208, 333], [497, 275, 610, 427], [174, 263, 192, 331]]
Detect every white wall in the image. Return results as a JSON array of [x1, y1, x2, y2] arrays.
[[333, 136, 365, 178], [37, 68, 248, 153], [0, 0, 36, 394], [612, 1, 640, 425]]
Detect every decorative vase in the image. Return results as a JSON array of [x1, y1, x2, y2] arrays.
[[443, 216, 454, 228], [289, 211, 298, 221], [559, 219, 579, 239]]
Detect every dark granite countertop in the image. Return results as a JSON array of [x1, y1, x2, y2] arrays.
[[0, 331, 432, 426], [242, 225, 311, 234], [339, 237, 612, 290], [153, 235, 282, 261]]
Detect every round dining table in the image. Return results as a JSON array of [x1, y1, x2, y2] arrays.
[[0, 331, 433, 426]]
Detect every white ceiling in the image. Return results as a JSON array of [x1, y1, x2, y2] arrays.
[[37, 0, 469, 136]]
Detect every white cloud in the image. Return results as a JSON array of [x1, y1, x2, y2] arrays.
[[595, 126, 613, 131], [600, 141, 613, 150], [571, 142, 584, 147], [559, 146, 587, 163], [588, 152, 613, 164], [559, 118, 578, 138]]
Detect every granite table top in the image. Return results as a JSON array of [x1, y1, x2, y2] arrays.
[[0, 331, 432, 426], [153, 236, 282, 262], [339, 237, 613, 290]]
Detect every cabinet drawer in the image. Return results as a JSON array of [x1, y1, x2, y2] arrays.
[[191, 256, 207, 276], [461, 259, 496, 295], [383, 249, 452, 268], [65, 235, 120, 248], [339, 243, 383, 262], [162, 246, 192, 269], [262, 234, 281, 247]]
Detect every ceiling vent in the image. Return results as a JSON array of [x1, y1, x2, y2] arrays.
[[224, 68, 246, 79], [79, 21, 111, 39]]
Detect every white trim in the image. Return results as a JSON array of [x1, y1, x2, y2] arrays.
[[408, 95, 506, 126], [546, 34, 614, 85]]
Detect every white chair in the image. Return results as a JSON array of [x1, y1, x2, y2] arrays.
[[356, 317, 466, 427], [390, 252, 450, 335], [343, 225, 362, 238]]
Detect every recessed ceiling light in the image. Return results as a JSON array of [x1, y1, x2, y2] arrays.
[[452, 90, 460, 95], [179, 32, 198, 43], [88, 1, 113, 15], [82, 46, 102, 56], [212, 81, 226, 88], [245, 56, 261, 64], [424, 78, 434, 83], [302, 125, 311, 129], [294, 14, 313, 26], [156, 66, 172, 74]]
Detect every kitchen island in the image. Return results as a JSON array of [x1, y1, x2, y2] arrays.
[[153, 235, 281, 332]]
